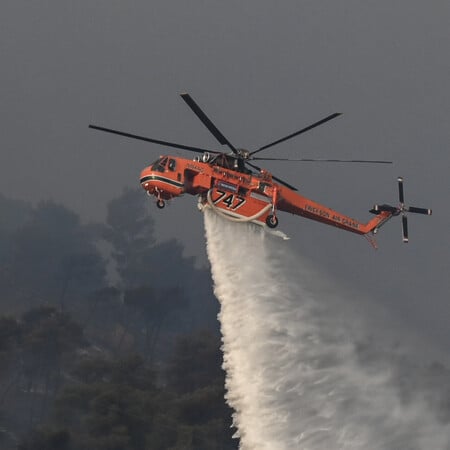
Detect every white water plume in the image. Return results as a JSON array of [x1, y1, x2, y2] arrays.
[[204, 209, 450, 450]]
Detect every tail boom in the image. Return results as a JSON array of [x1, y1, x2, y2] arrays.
[[277, 186, 395, 237]]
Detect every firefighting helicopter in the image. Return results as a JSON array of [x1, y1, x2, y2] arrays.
[[89, 93, 432, 246]]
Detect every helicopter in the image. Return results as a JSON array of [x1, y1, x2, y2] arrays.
[[89, 93, 432, 247]]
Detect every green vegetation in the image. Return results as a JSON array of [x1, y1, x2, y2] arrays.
[[0, 190, 237, 449]]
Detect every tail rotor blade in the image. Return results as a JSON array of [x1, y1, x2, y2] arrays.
[[402, 215, 409, 243], [408, 206, 432, 215], [398, 177, 405, 204], [372, 177, 431, 244]]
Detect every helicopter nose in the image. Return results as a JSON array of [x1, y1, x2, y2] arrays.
[[139, 167, 155, 192]]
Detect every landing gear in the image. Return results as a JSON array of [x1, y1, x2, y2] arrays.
[[266, 214, 279, 228], [156, 199, 165, 209]]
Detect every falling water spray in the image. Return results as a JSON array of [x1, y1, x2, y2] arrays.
[[204, 209, 450, 450]]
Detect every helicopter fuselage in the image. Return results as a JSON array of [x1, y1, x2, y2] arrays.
[[140, 154, 393, 237], [91, 92, 431, 246]]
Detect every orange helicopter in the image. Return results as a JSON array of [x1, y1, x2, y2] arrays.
[[90, 93, 431, 246]]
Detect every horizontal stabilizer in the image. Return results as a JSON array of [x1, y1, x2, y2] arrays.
[[370, 204, 398, 215]]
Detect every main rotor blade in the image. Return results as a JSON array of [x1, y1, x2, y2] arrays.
[[407, 206, 432, 215], [89, 124, 211, 154], [252, 157, 392, 164], [398, 177, 405, 204], [180, 93, 238, 154], [251, 113, 342, 156], [246, 161, 298, 191]]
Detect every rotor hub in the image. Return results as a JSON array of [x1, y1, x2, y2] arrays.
[[236, 148, 250, 160]]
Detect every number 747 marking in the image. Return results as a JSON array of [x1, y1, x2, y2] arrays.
[[212, 190, 246, 210]]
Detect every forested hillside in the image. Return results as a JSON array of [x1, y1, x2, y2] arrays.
[[0, 190, 237, 449]]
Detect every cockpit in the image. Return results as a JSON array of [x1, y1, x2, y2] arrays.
[[150, 156, 176, 172]]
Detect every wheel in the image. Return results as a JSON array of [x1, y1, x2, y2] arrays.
[[266, 214, 279, 228], [156, 199, 165, 209]]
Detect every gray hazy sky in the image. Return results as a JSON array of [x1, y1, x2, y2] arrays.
[[1, 1, 449, 354]]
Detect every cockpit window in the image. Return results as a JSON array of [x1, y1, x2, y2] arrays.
[[151, 157, 168, 172], [168, 159, 176, 171]]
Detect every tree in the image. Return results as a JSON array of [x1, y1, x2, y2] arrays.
[[19, 306, 86, 428], [124, 286, 187, 360], [18, 427, 70, 450], [0, 315, 21, 410], [164, 331, 238, 449], [104, 188, 155, 288], [0, 316, 20, 374], [54, 354, 158, 450], [4, 201, 106, 311], [0, 194, 31, 264], [103, 189, 218, 338], [0, 195, 32, 313], [83, 287, 128, 353], [166, 330, 224, 394], [0, 307, 87, 444]]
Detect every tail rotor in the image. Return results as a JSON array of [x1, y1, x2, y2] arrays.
[[371, 177, 432, 243], [397, 176, 432, 243]]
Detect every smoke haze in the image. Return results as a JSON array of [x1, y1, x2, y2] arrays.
[[204, 210, 450, 449]]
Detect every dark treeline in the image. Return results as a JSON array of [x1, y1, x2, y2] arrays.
[[0, 190, 237, 449]]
